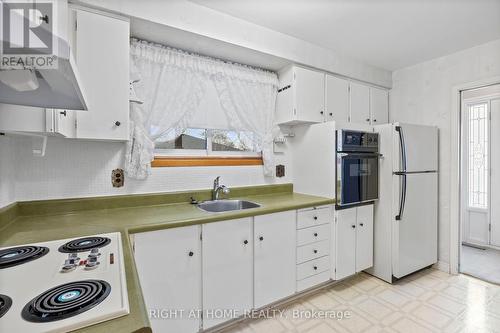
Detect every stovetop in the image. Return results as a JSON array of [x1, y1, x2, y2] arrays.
[[0, 232, 129, 333]]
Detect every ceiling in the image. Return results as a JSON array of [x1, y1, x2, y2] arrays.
[[189, 0, 500, 71]]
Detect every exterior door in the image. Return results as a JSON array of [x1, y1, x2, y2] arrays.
[[254, 211, 296, 308], [202, 218, 253, 329], [133, 226, 201, 333], [491, 98, 500, 246], [392, 173, 438, 278]]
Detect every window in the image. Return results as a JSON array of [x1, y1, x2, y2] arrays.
[[153, 128, 262, 167], [467, 102, 489, 209]]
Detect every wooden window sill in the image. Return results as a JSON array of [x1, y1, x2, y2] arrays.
[[152, 156, 263, 167]]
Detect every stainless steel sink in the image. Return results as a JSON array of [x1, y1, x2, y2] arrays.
[[197, 199, 261, 213]]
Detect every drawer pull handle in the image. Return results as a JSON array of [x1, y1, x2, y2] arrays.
[[313, 233, 318, 237], [313, 216, 318, 220], [313, 249, 318, 254], [313, 266, 318, 270]]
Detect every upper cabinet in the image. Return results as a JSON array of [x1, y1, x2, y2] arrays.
[[276, 66, 325, 125], [275, 65, 389, 127], [325, 74, 349, 124], [72, 8, 130, 141]]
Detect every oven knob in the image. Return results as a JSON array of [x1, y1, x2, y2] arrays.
[[68, 253, 80, 261], [85, 256, 100, 270], [61, 259, 77, 273], [88, 248, 101, 257]]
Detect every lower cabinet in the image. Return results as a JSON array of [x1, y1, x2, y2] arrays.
[[334, 204, 374, 280], [202, 218, 253, 329], [133, 225, 202, 333], [254, 211, 296, 308]]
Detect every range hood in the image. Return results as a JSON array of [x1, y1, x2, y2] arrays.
[[0, 0, 88, 110]]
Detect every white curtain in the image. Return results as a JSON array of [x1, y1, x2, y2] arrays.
[[125, 39, 279, 179]]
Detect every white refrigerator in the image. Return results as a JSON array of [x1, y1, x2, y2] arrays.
[[367, 123, 438, 283]]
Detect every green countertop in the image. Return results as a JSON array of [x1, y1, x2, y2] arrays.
[[0, 185, 334, 333]]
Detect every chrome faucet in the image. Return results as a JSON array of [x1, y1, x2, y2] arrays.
[[212, 176, 230, 200]]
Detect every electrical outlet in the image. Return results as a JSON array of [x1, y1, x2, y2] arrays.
[[111, 168, 124, 188], [276, 165, 285, 178]]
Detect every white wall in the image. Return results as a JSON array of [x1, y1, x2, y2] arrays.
[[1, 135, 291, 204], [390, 38, 500, 266], [0, 136, 16, 208]]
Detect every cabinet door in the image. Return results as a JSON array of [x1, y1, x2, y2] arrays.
[[335, 208, 356, 280], [75, 10, 129, 140], [349, 82, 370, 124], [370, 87, 389, 125], [202, 218, 253, 329], [325, 75, 349, 124], [134, 226, 201, 333], [355, 205, 374, 272], [295, 67, 325, 123], [46, 109, 76, 138], [254, 210, 296, 308]]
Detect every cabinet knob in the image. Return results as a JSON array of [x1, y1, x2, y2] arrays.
[[243, 240, 248, 245], [313, 216, 318, 220], [313, 249, 318, 254], [188, 251, 194, 257], [360, 223, 364, 227], [259, 236, 264, 241], [115, 121, 121, 126], [329, 113, 333, 116], [313, 266, 318, 270], [313, 233, 318, 237], [351, 225, 356, 229], [366, 118, 370, 122], [373, 119, 377, 122], [320, 111, 324, 115], [60, 110, 67, 117]]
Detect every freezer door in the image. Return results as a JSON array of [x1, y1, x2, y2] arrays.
[[392, 172, 438, 278], [393, 123, 438, 172]]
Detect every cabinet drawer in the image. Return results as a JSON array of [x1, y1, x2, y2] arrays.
[[297, 207, 332, 229], [297, 224, 330, 246], [297, 240, 329, 264], [296, 256, 330, 280], [297, 270, 330, 292]]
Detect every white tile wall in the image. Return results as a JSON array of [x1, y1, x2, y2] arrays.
[[390, 38, 500, 265], [2, 135, 291, 205], [0, 136, 16, 208]]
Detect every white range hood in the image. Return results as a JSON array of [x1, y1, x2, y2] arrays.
[[0, 0, 88, 110]]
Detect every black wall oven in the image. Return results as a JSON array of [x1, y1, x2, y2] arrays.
[[336, 130, 379, 207]]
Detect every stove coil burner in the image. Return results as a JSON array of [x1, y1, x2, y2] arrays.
[[0, 294, 12, 318], [0, 246, 49, 269], [58, 237, 111, 253], [22, 280, 111, 322]]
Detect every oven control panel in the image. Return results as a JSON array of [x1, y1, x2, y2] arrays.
[[337, 130, 379, 152]]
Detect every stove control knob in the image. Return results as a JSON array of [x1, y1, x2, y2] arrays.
[[68, 253, 80, 261], [88, 248, 101, 258], [61, 259, 77, 272], [85, 256, 100, 270]]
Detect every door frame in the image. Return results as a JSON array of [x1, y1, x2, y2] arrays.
[[450, 76, 500, 274]]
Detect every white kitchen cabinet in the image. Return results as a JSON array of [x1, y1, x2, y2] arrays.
[[254, 210, 296, 308], [355, 205, 374, 272], [276, 66, 325, 125], [349, 82, 371, 125], [370, 87, 389, 125], [0, 103, 75, 137], [334, 204, 374, 280], [202, 218, 253, 329], [325, 74, 349, 124], [335, 207, 357, 280], [133, 226, 202, 333], [72, 8, 129, 140]]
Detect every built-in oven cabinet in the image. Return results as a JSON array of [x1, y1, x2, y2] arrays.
[[334, 204, 374, 280]]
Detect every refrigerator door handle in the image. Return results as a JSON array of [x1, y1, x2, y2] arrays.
[[395, 174, 407, 220], [395, 126, 407, 172]]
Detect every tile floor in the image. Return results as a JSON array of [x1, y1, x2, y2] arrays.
[[461, 245, 500, 285], [224, 269, 500, 333]]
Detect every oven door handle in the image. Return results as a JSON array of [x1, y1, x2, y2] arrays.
[[337, 153, 380, 158]]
